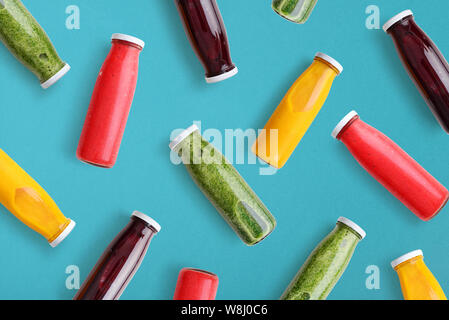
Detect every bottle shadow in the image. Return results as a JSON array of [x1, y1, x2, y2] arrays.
[[0, 205, 51, 253]]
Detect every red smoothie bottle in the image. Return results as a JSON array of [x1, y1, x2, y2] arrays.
[[383, 10, 449, 134], [332, 111, 449, 221], [77, 34, 145, 168], [173, 268, 219, 300], [73, 211, 161, 300], [175, 0, 238, 83]]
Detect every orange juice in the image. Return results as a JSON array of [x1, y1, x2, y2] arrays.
[[392, 250, 446, 300], [0, 149, 75, 247], [252, 53, 342, 168]]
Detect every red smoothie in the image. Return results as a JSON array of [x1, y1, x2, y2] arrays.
[[333, 111, 449, 221], [173, 268, 219, 300], [77, 34, 144, 168]]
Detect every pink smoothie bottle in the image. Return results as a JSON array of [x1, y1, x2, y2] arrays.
[[173, 268, 219, 300], [77, 34, 145, 168], [332, 111, 449, 221]]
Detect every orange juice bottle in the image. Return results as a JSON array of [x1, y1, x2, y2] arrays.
[[252, 53, 342, 168], [391, 250, 447, 300], [0, 149, 75, 247]]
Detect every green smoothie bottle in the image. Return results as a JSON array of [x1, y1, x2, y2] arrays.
[[0, 0, 70, 89], [272, 0, 318, 24], [169, 124, 276, 246], [281, 217, 366, 300]]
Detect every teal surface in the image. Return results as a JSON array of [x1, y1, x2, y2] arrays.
[[0, 0, 448, 300]]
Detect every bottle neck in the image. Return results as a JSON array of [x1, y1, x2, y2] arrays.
[[313, 57, 340, 76], [176, 130, 219, 166], [112, 39, 143, 51], [394, 256, 425, 274], [130, 216, 158, 236], [336, 115, 360, 141], [175, 130, 202, 156], [387, 15, 416, 37], [335, 222, 363, 241]]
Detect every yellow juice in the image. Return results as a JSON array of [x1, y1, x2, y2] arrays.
[[392, 250, 446, 300], [0, 149, 75, 247], [252, 53, 342, 168]]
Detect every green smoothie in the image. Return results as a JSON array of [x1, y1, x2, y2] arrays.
[[281, 217, 365, 300], [0, 0, 70, 88], [170, 125, 276, 246], [272, 0, 318, 24]]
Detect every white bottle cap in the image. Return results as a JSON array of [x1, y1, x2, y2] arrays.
[[315, 53, 343, 74], [49, 219, 76, 247], [169, 124, 199, 150], [337, 217, 366, 239], [41, 63, 71, 89], [391, 250, 423, 269], [132, 211, 161, 233], [111, 33, 145, 49], [205, 67, 239, 84], [331, 110, 359, 139], [383, 10, 414, 32]]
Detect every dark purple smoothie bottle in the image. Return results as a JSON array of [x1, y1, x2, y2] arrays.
[[175, 0, 238, 83], [384, 10, 449, 134], [73, 211, 161, 300]]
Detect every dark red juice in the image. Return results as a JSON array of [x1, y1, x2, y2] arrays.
[[384, 10, 449, 134], [73, 212, 161, 300], [175, 0, 238, 83]]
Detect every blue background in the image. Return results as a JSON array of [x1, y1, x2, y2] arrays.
[[0, 0, 448, 300]]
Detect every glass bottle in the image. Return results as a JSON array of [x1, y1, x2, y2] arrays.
[[74, 211, 161, 300], [174, 0, 238, 83], [170, 124, 276, 245], [384, 10, 449, 134]]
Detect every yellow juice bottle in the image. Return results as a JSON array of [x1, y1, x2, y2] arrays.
[[0, 149, 75, 247], [392, 250, 447, 300], [252, 52, 342, 168]]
